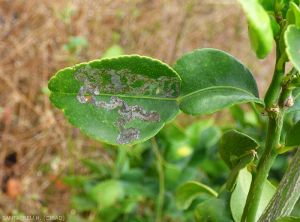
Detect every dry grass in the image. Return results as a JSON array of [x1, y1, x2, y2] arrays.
[[0, 0, 274, 216]]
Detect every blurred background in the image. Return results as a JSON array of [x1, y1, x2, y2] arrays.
[[0, 0, 282, 221]]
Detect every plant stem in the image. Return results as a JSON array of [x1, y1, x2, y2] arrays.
[[258, 148, 300, 222], [114, 146, 127, 178], [151, 138, 165, 222], [242, 38, 286, 221], [264, 46, 286, 109], [241, 114, 283, 222]]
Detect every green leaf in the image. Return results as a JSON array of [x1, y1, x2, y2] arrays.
[[194, 198, 233, 222], [71, 195, 96, 212], [287, 2, 300, 27], [219, 130, 259, 191], [285, 25, 300, 72], [239, 0, 274, 58], [49, 55, 181, 145], [88, 179, 124, 209], [230, 169, 276, 222], [174, 48, 263, 115], [259, 0, 275, 11], [286, 120, 300, 146], [219, 130, 259, 169], [175, 181, 218, 210], [101, 44, 124, 59], [269, 13, 281, 37], [275, 217, 300, 222]]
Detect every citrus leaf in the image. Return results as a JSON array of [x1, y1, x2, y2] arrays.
[[287, 2, 300, 27], [88, 179, 124, 209], [230, 168, 276, 222], [49, 55, 181, 145], [259, 0, 275, 11], [269, 13, 281, 37], [174, 48, 263, 115], [194, 198, 233, 222], [239, 0, 274, 58], [275, 217, 300, 222], [219, 130, 259, 169], [285, 25, 300, 72], [286, 120, 300, 146], [175, 181, 218, 210]]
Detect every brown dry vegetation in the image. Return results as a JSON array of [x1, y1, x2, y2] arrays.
[[0, 0, 274, 216]]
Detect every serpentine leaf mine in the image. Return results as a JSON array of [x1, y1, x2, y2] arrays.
[[74, 65, 179, 144]]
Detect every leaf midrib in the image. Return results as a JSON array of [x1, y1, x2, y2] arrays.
[[178, 86, 260, 101], [51, 85, 262, 103]]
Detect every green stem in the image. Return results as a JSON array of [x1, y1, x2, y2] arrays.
[[259, 148, 300, 222], [242, 38, 286, 221], [241, 114, 283, 222], [264, 48, 286, 109], [113, 146, 127, 178], [151, 138, 165, 222]]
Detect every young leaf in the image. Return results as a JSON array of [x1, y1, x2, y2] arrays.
[[287, 2, 300, 27], [238, 0, 274, 58], [230, 169, 276, 222], [175, 181, 218, 210], [48, 55, 181, 145], [219, 129, 259, 169], [88, 179, 124, 209], [275, 217, 300, 222], [174, 48, 263, 115], [285, 25, 300, 72], [194, 198, 233, 222], [269, 13, 281, 37], [286, 120, 300, 146]]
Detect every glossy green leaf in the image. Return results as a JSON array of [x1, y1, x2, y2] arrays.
[[219, 130, 259, 169], [194, 198, 233, 222], [285, 25, 300, 72], [239, 0, 274, 58], [220, 130, 259, 191], [269, 13, 281, 37], [49, 55, 181, 145], [286, 120, 300, 146], [287, 2, 300, 27], [175, 181, 218, 210], [88, 179, 124, 209], [174, 48, 263, 115], [259, 0, 275, 11], [275, 217, 300, 222], [230, 169, 276, 222]]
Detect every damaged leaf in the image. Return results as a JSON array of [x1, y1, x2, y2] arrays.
[[49, 55, 181, 145]]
